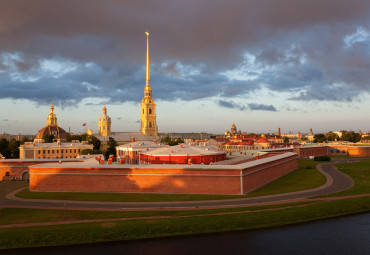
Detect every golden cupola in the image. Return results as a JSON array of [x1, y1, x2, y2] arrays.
[[98, 105, 111, 137], [140, 31, 158, 137], [46, 101, 57, 126]]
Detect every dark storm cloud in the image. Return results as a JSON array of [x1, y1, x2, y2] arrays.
[[217, 100, 277, 112], [0, 0, 370, 105], [218, 100, 246, 111], [248, 103, 277, 112]]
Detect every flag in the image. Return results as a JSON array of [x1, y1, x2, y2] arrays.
[[82, 123, 86, 127]]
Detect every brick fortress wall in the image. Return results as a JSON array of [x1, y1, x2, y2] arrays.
[[29, 153, 298, 195]]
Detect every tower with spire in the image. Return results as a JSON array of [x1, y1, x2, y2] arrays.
[[35, 101, 67, 142], [98, 105, 111, 137], [140, 31, 158, 137], [46, 101, 57, 126]]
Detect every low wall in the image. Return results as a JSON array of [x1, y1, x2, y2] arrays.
[[241, 153, 298, 193], [328, 145, 370, 157], [293, 146, 328, 158], [0, 159, 82, 181], [29, 152, 298, 195]]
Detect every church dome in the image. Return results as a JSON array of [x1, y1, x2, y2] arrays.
[[35, 102, 67, 141], [36, 125, 67, 140]]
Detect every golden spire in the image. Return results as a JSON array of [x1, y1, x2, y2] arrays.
[[145, 31, 150, 86], [47, 101, 57, 126], [50, 100, 54, 113]]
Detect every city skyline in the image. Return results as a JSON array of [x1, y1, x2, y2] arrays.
[[1, 1, 370, 134]]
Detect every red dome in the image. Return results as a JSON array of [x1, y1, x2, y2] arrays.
[[36, 125, 67, 140]]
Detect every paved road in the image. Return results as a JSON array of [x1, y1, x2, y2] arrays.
[[0, 158, 362, 210]]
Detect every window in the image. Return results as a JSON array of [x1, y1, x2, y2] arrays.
[[38, 150, 41, 154], [149, 108, 152, 114], [103, 126, 105, 130], [52, 150, 54, 154], [149, 122, 152, 128], [61, 149, 64, 153], [5, 172, 10, 176], [142, 109, 144, 114], [47, 150, 50, 154]]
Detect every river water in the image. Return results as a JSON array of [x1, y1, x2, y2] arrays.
[[3, 213, 370, 255]]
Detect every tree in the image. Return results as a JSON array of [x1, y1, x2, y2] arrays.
[[162, 137, 184, 146], [326, 131, 339, 141], [80, 148, 103, 155], [21, 136, 29, 144], [42, 134, 55, 143], [88, 136, 101, 150], [341, 131, 361, 143], [283, 137, 290, 143], [104, 137, 118, 160], [8, 139, 21, 158], [314, 133, 327, 143], [67, 133, 88, 142], [0, 138, 10, 158]]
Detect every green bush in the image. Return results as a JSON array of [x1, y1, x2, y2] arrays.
[[314, 156, 331, 161]]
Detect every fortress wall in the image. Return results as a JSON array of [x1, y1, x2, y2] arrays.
[[241, 153, 298, 194], [29, 153, 299, 195]]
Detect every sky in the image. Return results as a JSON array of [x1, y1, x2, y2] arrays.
[[1, 0, 370, 135]]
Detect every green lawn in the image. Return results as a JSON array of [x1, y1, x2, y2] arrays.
[[16, 159, 326, 202], [246, 160, 326, 197], [0, 182, 28, 201], [0, 196, 369, 249], [326, 159, 370, 197], [0, 201, 316, 226]]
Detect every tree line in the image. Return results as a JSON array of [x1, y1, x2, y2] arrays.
[[313, 131, 366, 143]]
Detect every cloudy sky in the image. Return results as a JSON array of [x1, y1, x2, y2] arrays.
[[1, 0, 370, 135]]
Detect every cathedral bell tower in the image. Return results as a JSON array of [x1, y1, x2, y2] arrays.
[[98, 105, 111, 137], [140, 31, 158, 137]]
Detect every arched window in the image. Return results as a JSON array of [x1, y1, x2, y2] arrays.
[[149, 122, 152, 128], [149, 108, 152, 114], [142, 109, 144, 114]]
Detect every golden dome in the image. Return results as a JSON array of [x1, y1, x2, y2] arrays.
[[87, 129, 93, 136]]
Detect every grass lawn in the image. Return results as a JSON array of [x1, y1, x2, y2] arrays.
[[246, 159, 326, 197], [0, 201, 316, 226], [15, 159, 326, 202], [0, 182, 28, 201], [325, 159, 370, 197], [0, 196, 369, 249]]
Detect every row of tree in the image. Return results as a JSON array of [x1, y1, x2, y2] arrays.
[[0, 138, 23, 158], [314, 131, 363, 143]]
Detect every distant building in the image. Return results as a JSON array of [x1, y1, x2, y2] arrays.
[[98, 105, 111, 137], [307, 128, 314, 141], [140, 144, 226, 165], [116, 138, 164, 164], [19, 141, 93, 159]]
